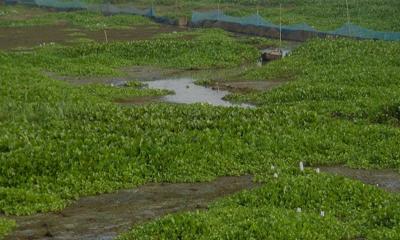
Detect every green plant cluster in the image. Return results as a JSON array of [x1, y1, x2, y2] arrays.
[[119, 173, 400, 239], [0, 219, 15, 240], [118, 38, 399, 239], [230, 39, 400, 127], [1, 28, 400, 239], [23, 35, 257, 76], [0, 32, 258, 217]]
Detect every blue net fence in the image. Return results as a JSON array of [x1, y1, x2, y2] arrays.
[[192, 10, 400, 41], [4, 0, 400, 41]]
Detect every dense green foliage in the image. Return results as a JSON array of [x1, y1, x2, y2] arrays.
[[120, 173, 400, 239], [0, 32, 257, 217], [1, 27, 400, 239], [19, 30, 257, 75], [121, 38, 398, 239], [231, 39, 400, 128], [0, 219, 15, 240]]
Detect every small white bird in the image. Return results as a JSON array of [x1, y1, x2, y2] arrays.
[[296, 208, 302, 213]]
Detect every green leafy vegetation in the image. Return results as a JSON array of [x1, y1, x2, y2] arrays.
[[230, 39, 400, 125], [120, 173, 400, 239], [0, 219, 15, 240], [0, 31, 258, 216], [119, 38, 400, 239], [25, 35, 257, 76], [1, 26, 400, 239]]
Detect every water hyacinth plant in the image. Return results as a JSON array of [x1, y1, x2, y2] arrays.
[[0, 26, 400, 239]]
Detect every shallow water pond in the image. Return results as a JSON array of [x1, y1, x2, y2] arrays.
[[144, 78, 254, 108]]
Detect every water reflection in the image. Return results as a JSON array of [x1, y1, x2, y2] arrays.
[[144, 78, 253, 108]]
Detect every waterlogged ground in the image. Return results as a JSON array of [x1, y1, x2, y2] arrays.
[[1, 24, 400, 240], [0, 24, 184, 50], [55, 65, 281, 107], [5, 176, 257, 240]]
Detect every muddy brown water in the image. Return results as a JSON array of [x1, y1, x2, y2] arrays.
[[6, 176, 258, 240], [319, 166, 400, 192], [0, 24, 185, 50]]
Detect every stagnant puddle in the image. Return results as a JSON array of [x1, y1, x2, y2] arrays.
[[319, 166, 400, 192], [144, 78, 254, 108], [6, 176, 258, 240]]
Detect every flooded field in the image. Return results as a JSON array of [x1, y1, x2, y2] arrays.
[[2, 3, 400, 239], [0, 23, 185, 50], [6, 176, 258, 240]]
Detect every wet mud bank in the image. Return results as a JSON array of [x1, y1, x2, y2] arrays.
[[6, 175, 258, 240], [0, 24, 185, 50], [209, 80, 286, 93], [319, 166, 400, 192]]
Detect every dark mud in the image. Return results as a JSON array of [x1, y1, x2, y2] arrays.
[[212, 80, 285, 93], [319, 166, 400, 192], [0, 24, 184, 50], [6, 176, 258, 240]]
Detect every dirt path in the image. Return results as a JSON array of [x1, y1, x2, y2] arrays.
[[6, 176, 258, 240]]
